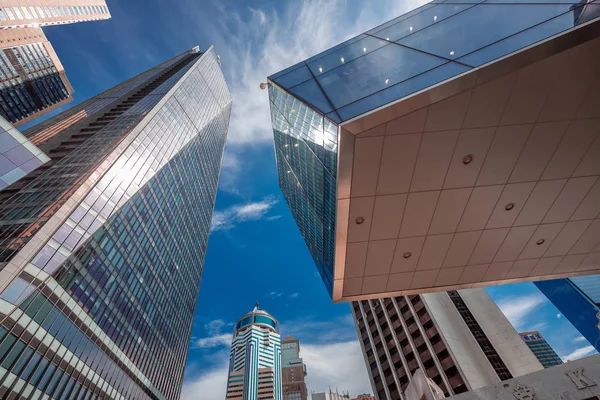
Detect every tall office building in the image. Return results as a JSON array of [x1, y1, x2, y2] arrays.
[[352, 289, 542, 400], [0, 1, 111, 126], [0, 1, 110, 29], [519, 331, 563, 368], [268, 0, 600, 302], [534, 277, 600, 352], [281, 336, 308, 400], [226, 305, 282, 400], [0, 46, 232, 400]]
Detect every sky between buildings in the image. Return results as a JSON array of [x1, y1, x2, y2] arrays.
[[38, 0, 598, 398]]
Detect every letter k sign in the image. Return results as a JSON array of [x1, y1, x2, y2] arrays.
[[566, 368, 597, 390]]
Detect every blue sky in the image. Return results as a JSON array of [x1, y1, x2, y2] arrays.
[[39, 0, 597, 398]]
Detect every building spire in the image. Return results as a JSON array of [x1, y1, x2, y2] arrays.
[[254, 301, 260, 312]]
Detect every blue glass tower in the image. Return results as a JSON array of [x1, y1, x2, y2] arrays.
[[268, 1, 600, 301], [534, 278, 600, 352], [0, 46, 231, 400], [227, 305, 282, 400]]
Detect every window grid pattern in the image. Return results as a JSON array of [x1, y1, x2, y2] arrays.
[[447, 291, 513, 381], [269, 84, 338, 294], [0, 51, 198, 265], [0, 48, 231, 400], [352, 297, 468, 400], [0, 42, 69, 124], [269, 0, 600, 122]]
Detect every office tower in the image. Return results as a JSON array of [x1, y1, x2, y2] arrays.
[[0, 46, 232, 400], [312, 391, 350, 400], [0, 2, 111, 126], [0, 115, 49, 189], [268, 1, 600, 302], [519, 331, 564, 368], [0, 1, 110, 29], [226, 305, 282, 400], [281, 336, 308, 400], [352, 289, 542, 400], [534, 277, 600, 352]]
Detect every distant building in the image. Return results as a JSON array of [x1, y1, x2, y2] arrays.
[[534, 277, 600, 352], [282, 336, 308, 400], [268, 0, 600, 302], [351, 395, 376, 400], [0, 2, 111, 126], [227, 305, 282, 400], [352, 289, 542, 400], [519, 331, 564, 368], [312, 391, 350, 400], [0, 1, 110, 29]]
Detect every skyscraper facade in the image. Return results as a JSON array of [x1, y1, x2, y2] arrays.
[[268, 1, 600, 302], [519, 331, 563, 368], [227, 305, 282, 400], [534, 278, 600, 352], [0, 27, 74, 126], [0, 45, 232, 400], [0, 1, 111, 126], [281, 336, 308, 400], [352, 289, 542, 400], [0, 1, 110, 29], [0, 114, 49, 189]]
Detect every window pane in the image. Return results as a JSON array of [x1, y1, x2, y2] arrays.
[[398, 3, 579, 61], [273, 64, 313, 89], [332, 61, 470, 121], [307, 35, 389, 76], [289, 79, 333, 114], [370, 4, 477, 43], [316, 43, 447, 109]]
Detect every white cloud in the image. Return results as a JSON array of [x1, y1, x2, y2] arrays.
[[192, 319, 233, 349], [574, 336, 588, 343], [289, 293, 299, 299], [194, 333, 232, 349], [181, 362, 229, 400], [496, 294, 546, 331], [303, 341, 371, 396], [561, 345, 597, 362], [211, 197, 278, 231]]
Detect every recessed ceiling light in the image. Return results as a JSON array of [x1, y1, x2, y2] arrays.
[[319, 67, 322, 73], [385, 79, 389, 84], [505, 203, 515, 211], [363, 47, 367, 52], [462, 154, 473, 164], [403, 252, 412, 259], [450, 50, 455, 55], [355, 217, 365, 225], [434, 15, 438, 21], [410, 26, 413, 32], [536, 239, 545, 245], [294, 143, 299, 147], [341, 57, 344, 63]]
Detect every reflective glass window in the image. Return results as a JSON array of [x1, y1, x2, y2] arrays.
[[398, 3, 579, 61], [316, 42, 447, 109], [254, 316, 277, 329]]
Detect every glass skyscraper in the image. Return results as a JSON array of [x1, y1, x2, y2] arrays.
[[519, 331, 563, 368], [227, 305, 282, 400], [0, 2, 111, 126], [268, 1, 600, 301], [0, 46, 231, 400], [534, 277, 600, 352]]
